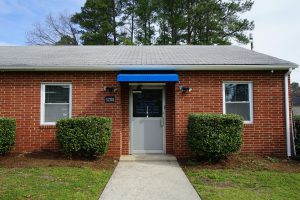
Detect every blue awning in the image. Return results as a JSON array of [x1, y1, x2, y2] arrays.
[[117, 73, 179, 82]]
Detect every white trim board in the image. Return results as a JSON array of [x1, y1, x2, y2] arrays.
[[129, 83, 166, 86], [40, 83, 72, 126], [222, 81, 254, 124]]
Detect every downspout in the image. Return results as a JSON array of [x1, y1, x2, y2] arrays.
[[291, 111, 296, 155], [284, 68, 293, 157]]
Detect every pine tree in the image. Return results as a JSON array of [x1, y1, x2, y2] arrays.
[[119, 0, 137, 44], [292, 82, 300, 96], [157, 0, 186, 45], [71, 0, 254, 45], [184, 0, 254, 45], [72, 0, 121, 45], [134, 0, 157, 45]]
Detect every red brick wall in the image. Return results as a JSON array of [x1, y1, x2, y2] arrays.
[[0, 72, 122, 157], [166, 84, 175, 154], [121, 84, 129, 155], [174, 71, 288, 157], [0, 70, 289, 158]]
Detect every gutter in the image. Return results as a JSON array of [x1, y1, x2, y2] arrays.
[[285, 68, 293, 157], [0, 64, 298, 71]]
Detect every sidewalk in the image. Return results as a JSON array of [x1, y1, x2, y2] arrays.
[[99, 155, 201, 200]]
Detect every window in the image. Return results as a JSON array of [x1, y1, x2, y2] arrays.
[[223, 82, 253, 123], [41, 83, 72, 125], [133, 89, 162, 118]]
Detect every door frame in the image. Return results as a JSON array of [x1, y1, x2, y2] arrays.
[[129, 84, 166, 154]]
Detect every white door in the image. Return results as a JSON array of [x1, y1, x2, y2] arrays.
[[130, 87, 165, 154]]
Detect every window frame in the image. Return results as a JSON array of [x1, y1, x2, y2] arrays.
[[222, 81, 253, 124], [40, 83, 72, 125]]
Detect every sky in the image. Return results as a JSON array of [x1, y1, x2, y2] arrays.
[[0, 0, 299, 83]]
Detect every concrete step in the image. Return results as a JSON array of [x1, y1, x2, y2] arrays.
[[120, 154, 177, 161]]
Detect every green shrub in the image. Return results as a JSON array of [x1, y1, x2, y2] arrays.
[[56, 117, 112, 158], [188, 113, 244, 161], [294, 116, 300, 154], [0, 118, 16, 155]]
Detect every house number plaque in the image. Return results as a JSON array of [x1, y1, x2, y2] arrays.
[[105, 96, 115, 103]]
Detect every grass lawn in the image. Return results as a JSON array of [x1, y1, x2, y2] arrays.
[[0, 152, 116, 200], [187, 169, 300, 200], [0, 167, 112, 200], [182, 155, 300, 200]]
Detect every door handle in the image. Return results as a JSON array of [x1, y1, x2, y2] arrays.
[[146, 106, 149, 118]]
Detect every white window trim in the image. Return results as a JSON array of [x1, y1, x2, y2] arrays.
[[222, 81, 253, 124], [40, 83, 72, 125]]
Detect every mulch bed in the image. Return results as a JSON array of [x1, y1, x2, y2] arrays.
[[2, 152, 300, 172], [179, 154, 300, 173], [0, 151, 117, 170]]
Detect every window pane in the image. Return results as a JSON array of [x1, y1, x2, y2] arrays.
[[226, 103, 250, 121], [225, 84, 249, 102], [45, 85, 69, 103], [45, 104, 69, 122], [133, 89, 162, 117]]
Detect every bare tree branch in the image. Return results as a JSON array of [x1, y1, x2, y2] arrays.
[[26, 12, 80, 45]]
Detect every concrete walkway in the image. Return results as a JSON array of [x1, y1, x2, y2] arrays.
[[99, 155, 201, 200]]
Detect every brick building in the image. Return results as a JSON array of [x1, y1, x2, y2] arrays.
[[0, 45, 297, 158]]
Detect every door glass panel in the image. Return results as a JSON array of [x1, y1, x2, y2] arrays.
[[133, 89, 162, 117]]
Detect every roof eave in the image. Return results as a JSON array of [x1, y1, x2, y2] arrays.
[[0, 64, 297, 71]]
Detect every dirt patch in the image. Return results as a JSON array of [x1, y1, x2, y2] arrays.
[[180, 154, 300, 173], [0, 151, 117, 170], [216, 181, 232, 188], [201, 177, 232, 188], [201, 177, 213, 184], [40, 174, 56, 181]]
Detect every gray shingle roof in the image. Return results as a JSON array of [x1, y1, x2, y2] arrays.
[[0, 45, 297, 71]]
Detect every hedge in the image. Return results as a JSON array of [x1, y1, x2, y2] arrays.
[[56, 117, 112, 158], [294, 116, 300, 154], [187, 113, 244, 161], [0, 118, 16, 155]]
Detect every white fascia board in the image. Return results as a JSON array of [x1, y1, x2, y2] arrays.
[[0, 64, 298, 71]]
